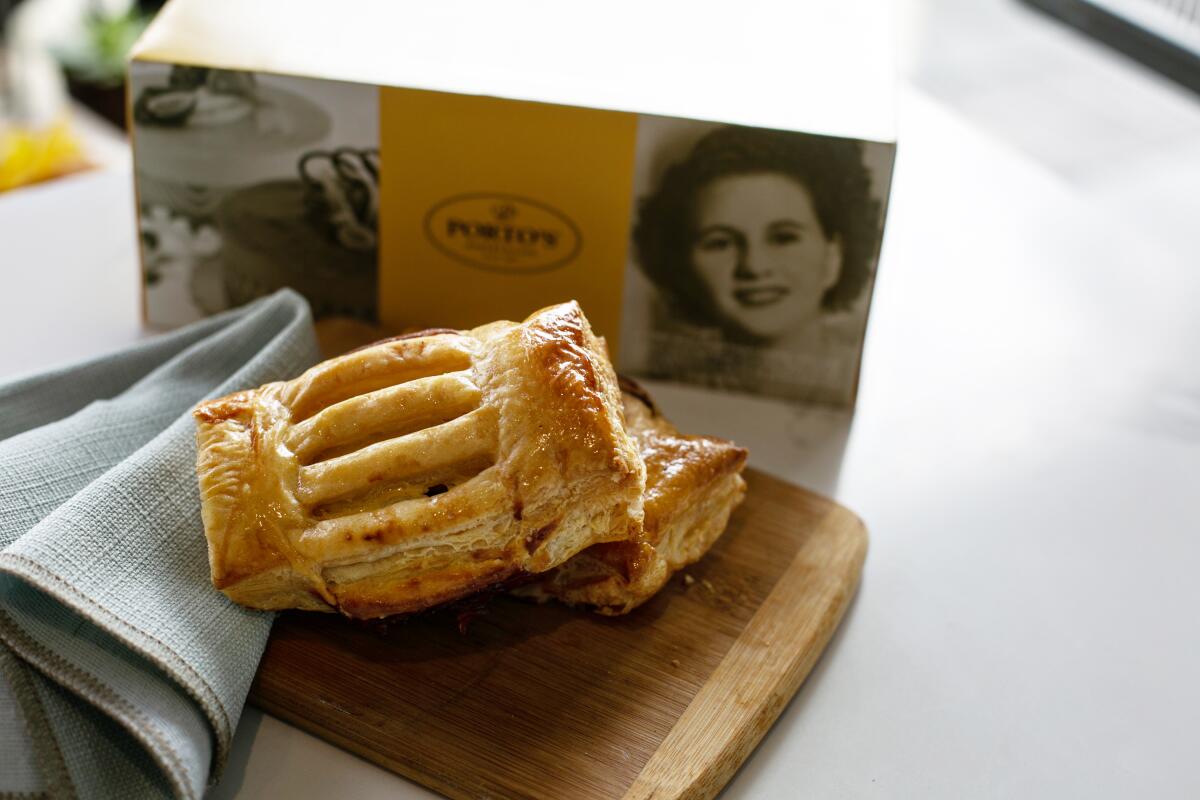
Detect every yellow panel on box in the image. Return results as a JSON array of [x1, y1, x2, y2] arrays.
[[377, 87, 638, 348]]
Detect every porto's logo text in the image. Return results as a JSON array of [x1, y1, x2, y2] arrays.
[[424, 193, 582, 274]]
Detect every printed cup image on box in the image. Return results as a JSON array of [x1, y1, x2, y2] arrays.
[[129, 0, 895, 408], [131, 64, 379, 325]]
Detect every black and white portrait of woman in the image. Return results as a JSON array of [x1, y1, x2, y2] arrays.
[[620, 120, 891, 407]]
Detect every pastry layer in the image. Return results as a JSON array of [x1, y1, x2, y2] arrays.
[[516, 378, 748, 615]]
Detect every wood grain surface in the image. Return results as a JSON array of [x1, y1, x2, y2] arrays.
[[248, 468, 867, 800]]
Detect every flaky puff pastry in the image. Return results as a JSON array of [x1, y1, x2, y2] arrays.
[[193, 302, 645, 619], [516, 378, 748, 615]]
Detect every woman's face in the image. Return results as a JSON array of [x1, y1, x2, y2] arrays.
[[690, 172, 841, 342]]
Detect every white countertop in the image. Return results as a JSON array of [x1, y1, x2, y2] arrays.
[[2, 89, 1198, 798]]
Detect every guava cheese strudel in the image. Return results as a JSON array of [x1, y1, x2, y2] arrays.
[[193, 302, 645, 619], [516, 378, 748, 615]]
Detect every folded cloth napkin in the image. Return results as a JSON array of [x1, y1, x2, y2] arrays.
[[0, 290, 320, 800]]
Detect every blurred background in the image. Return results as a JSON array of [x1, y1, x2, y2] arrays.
[[898, 0, 1199, 259], [2, 0, 1198, 250], [1, 0, 161, 189]]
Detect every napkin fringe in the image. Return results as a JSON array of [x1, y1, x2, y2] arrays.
[[0, 555, 210, 800], [0, 647, 73, 800], [0, 292, 318, 778], [0, 609, 196, 800], [0, 289, 320, 797], [0, 549, 232, 742]]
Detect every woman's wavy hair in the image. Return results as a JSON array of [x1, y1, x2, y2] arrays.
[[633, 126, 882, 325]]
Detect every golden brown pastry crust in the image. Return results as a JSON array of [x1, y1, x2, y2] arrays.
[[516, 378, 748, 615], [194, 302, 645, 619]]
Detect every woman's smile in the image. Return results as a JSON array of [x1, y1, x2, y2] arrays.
[[733, 286, 791, 307]]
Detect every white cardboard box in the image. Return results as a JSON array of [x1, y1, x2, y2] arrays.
[[130, 0, 895, 406]]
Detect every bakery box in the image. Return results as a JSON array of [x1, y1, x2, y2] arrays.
[[129, 0, 896, 408]]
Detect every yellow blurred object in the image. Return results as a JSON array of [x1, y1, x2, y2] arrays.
[[0, 118, 89, 192]]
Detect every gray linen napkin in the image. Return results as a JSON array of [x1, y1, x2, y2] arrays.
[[0, 289, 321, 799]]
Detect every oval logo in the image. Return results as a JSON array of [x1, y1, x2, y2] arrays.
[[424, 193, 582, 274]]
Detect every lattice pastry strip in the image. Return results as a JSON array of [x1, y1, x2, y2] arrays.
[[194, 302, 645, 619]]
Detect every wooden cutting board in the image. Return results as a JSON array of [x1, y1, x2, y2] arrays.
[[248, 468, 866, 799]]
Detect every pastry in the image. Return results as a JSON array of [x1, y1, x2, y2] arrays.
[[516, 377, 747, 615], [193, 302, 645, 619]]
